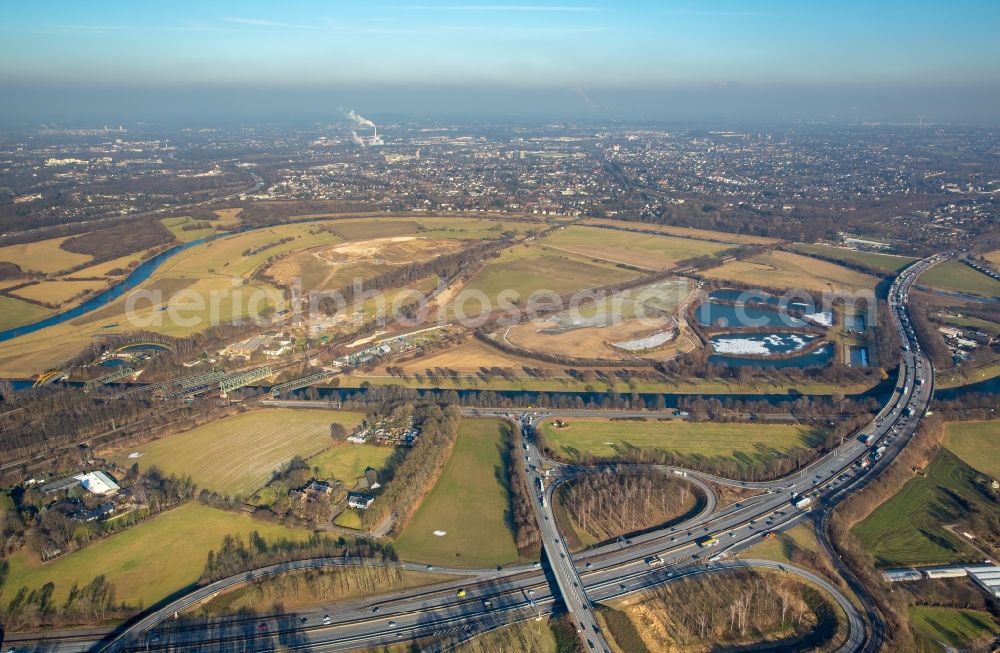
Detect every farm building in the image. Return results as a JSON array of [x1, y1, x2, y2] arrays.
[[41, 475, 87, 495], [77, 471, 120, 496], [289, 480, 338, 504], [347, 491, 374, 510], [78, 502, 117, 522], [41, 470, 120, 496]]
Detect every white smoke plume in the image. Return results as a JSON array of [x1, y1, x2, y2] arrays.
[[346, 109, 375, 128]]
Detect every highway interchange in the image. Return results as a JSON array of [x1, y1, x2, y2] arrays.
[[7, 254, 944, 653]]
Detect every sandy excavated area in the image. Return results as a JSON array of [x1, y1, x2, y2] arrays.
[[504, 316, 677, 360], [500, 278, 699, 360], [315, 236, 419, 262], [267, 237, 462, 290]]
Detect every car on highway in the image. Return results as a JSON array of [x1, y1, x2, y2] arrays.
[[388, 620, 397, 628], [323, 615, 332, 624]]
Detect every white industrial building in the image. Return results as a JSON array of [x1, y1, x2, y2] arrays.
[[881, 563, 1000, 600], [882, 569, 923, 582], [966, 565, 1000, 598], [922, 566, 968, 579], [75, 471, 120, 496]]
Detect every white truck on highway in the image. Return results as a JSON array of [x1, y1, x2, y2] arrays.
[[791, 495, 813, 509], [535, 477, 547, 507]]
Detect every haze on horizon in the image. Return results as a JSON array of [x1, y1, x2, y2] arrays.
[[2, 0, 999, 124]]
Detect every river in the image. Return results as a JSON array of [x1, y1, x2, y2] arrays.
[[0, 234, 222, 342]]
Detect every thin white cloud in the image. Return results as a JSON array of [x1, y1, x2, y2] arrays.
[[46, 24, 127, 33], [14, 13, 607, 38], [397, 4, 602, 12], [11, 23, 220, 35], [661, 9, 781, 17], [224, 16, 314, 29]]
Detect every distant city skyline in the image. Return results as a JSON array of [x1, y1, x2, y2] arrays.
[[3, 0, 1000, 123]]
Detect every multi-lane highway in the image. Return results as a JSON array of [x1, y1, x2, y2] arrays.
[[6, 255, 943, 653], [523, 436, 612, 653], [508, 252, 942, 651]]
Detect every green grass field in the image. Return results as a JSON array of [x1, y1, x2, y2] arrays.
[[334, 509, 364, 529], [308, 443, 396, 488], [943, 421, 1000, 479], [108, 409, 364, 497], [0, 235, 93, 275], [0, 295, 52, 331], [160, 216, 220, 243], [853, 449, 984, 567], [0, 502, 312, 608], [921, 261, 1000, 298], [539, 225, 728, 270], [11, 279, 100, 306], [910, 607, 1000, 649], [539, 418, 826, 463], [745, 523, 822, 565], [321, 216, 534, 242], [792, 244, 917, 275], [459, 243, 639, 302], [581, 218, 776, 245], [393, 418, 520, 567], [702, 250, 880, 293]]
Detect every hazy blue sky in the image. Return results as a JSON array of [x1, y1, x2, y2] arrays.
[[3, 0, 999, 123]]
